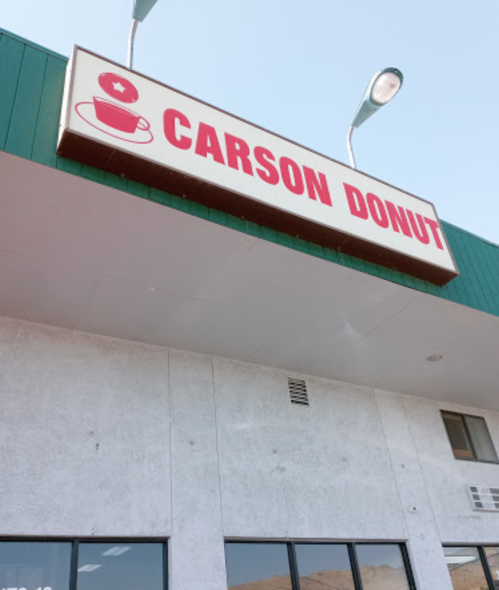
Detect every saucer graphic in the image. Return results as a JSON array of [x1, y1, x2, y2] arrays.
[[75, 101, 154, 144]]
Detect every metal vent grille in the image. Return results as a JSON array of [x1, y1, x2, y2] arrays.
[[468, 486, 499, 511], [288, 378, 309, 406]]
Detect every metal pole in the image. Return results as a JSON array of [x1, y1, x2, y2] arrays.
[[127, 18, 140, 69], [347, 125, 356, 169]]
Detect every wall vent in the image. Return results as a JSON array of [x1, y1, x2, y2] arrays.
[[468, 486, 499, 511], [288, 378, 309, 406]]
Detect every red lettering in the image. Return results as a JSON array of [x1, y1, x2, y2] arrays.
[[424, 217, 444, 250], [225, 133, 253, 175], [195, 123, 225, 164], [163, 109, 192, 150], [344, 184, 368, 219], [303, 167, 332, 207], [254, 146, 279, 185], [385, 201, 412, 237], [366, 193, 389, 228], [280, 157, 304, 195], [407, 210, 430, 244]]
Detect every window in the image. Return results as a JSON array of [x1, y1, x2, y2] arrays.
[[295, 544, 355, 590], [225, 543, 292, 590], [356, 544, 411, 590], [225, 541, 416, 590], [484, 548, 499, 588], [442, 411, 498, 463], [0, 540, 167, 590], [0, 541, 71, 590], [444, 545, 499, 590], [444, 546, 489, 590], [77, 543, 164, 590]]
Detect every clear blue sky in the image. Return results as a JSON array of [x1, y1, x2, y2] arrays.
[[3, 0, 498, 243]]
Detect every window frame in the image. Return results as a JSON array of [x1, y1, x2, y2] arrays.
[[444, 544, 499, 590], [441, 410, 499, 464], [0, 537, 169, 590], [224, 539, 417, 590]]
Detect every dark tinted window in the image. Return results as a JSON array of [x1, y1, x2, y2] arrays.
[[442, 412, 475, 459], [77, 543, 163, 590], [442, 411, 497, 462], [0, 542, 71, 590], [225, 543, 292, 590], [466, 416, 498, 462], [444, 546, 489, 590], [295, 544, 355, 590], [356, 544, 410, 590]]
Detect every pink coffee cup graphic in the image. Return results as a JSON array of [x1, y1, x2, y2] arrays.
[[74, 73, 154, 144], [93, 97, 150, 133]]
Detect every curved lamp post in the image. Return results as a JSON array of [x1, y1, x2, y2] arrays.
[[128, 0, 161, 69], [347, 67, 403, 169]]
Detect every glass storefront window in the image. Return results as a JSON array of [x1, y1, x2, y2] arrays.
[[295, 543, 355, 590], [444, 546, 490, 590], [0, 541, 166, 590], [0, 542, 71, 590], [225, 541, 415, 590], [484, 547, 499, 589], [356, 544, 411, 590], [77, 543, 163, 590], [225, 543, 292, 590]]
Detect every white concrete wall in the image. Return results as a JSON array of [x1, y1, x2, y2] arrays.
[[0, 317, 170, 537], [3, 316, 499, 589]]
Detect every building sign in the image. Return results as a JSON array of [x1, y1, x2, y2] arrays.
[[57, 47, 459, 285]]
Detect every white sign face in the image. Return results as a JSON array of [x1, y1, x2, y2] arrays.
[[58, 47, 458, 285]]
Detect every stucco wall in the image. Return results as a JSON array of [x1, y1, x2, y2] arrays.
[[2, 315, 499, 589]]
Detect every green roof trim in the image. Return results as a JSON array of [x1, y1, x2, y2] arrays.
[[1, 28, 499, 318], [0, 26, 66, 61]]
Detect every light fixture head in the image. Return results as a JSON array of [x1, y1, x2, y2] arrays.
[[133, 0, 160, 21], [351, 67, 403, 128], [370, 69, 403, 106]]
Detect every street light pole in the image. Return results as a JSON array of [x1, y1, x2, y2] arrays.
[[347, 67, 403, 170], [127, 0, 161, 70], [127, 18, 139, 69], [347, 125, 356, 169]]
